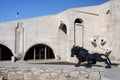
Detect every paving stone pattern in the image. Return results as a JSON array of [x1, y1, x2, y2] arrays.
[[0, 61, 120, 80]]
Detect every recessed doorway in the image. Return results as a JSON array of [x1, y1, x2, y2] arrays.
[[0, 44, 13, 61], [24, 44, 55, 60]]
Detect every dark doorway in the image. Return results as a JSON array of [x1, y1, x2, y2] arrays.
[[0, 44, 13, 61], [24, 44, 55, 60]]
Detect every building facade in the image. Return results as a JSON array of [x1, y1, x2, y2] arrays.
[[0, 0, 120, 62]]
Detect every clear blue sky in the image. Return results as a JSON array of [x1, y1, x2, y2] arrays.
[[0, 0, 108, 22]]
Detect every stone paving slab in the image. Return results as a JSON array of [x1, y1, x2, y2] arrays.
[[0, 60, 120, 80]]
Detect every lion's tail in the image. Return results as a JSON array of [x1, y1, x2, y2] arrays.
[[101, 54, 112, 65], [101, 54, 118, 66]]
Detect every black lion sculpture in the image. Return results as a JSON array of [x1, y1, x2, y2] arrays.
[[71, 46, 113, 68]]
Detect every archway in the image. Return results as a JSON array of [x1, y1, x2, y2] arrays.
[[0, 44, 13, 61], [24, 44, 55, 60], [74, 18, 84, 47], [74, 18, 83, 24]]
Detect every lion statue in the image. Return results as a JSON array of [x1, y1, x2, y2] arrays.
[[71, 46, 113, 68]]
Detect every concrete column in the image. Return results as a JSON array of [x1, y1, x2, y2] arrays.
[[45, 46, 47, 60], [16, 22, 24, 56], [34, 47, 36, 60], [0, 48, 2, 60], [11, 56, 15, 62], [18, 31, 23, 53], [39, 48, 41, 59]]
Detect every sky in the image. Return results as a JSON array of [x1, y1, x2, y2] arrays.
[[0, 0, 108, 22]]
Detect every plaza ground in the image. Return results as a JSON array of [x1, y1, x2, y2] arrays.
[[0, 60, 120, 80]]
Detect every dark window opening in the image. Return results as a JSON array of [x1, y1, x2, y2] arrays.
[[0, 44, 13, 61], [59, 24, 67, 34], [74, 18, 83, 24], [24, 44, 55, 60], [106, 10, 110, 14]]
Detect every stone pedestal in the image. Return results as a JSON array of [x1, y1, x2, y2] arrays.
[[11, 56, 15, 62]]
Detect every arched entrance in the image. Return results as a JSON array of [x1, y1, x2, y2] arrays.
[[0, 44, 13, 61], [74, 18, 84, 47], [24, 44, 55, 60]]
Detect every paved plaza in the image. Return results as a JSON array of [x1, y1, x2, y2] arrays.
[[0, 60, 120, 80]]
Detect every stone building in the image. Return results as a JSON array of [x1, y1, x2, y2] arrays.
[[0, 0, 120, 62]]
